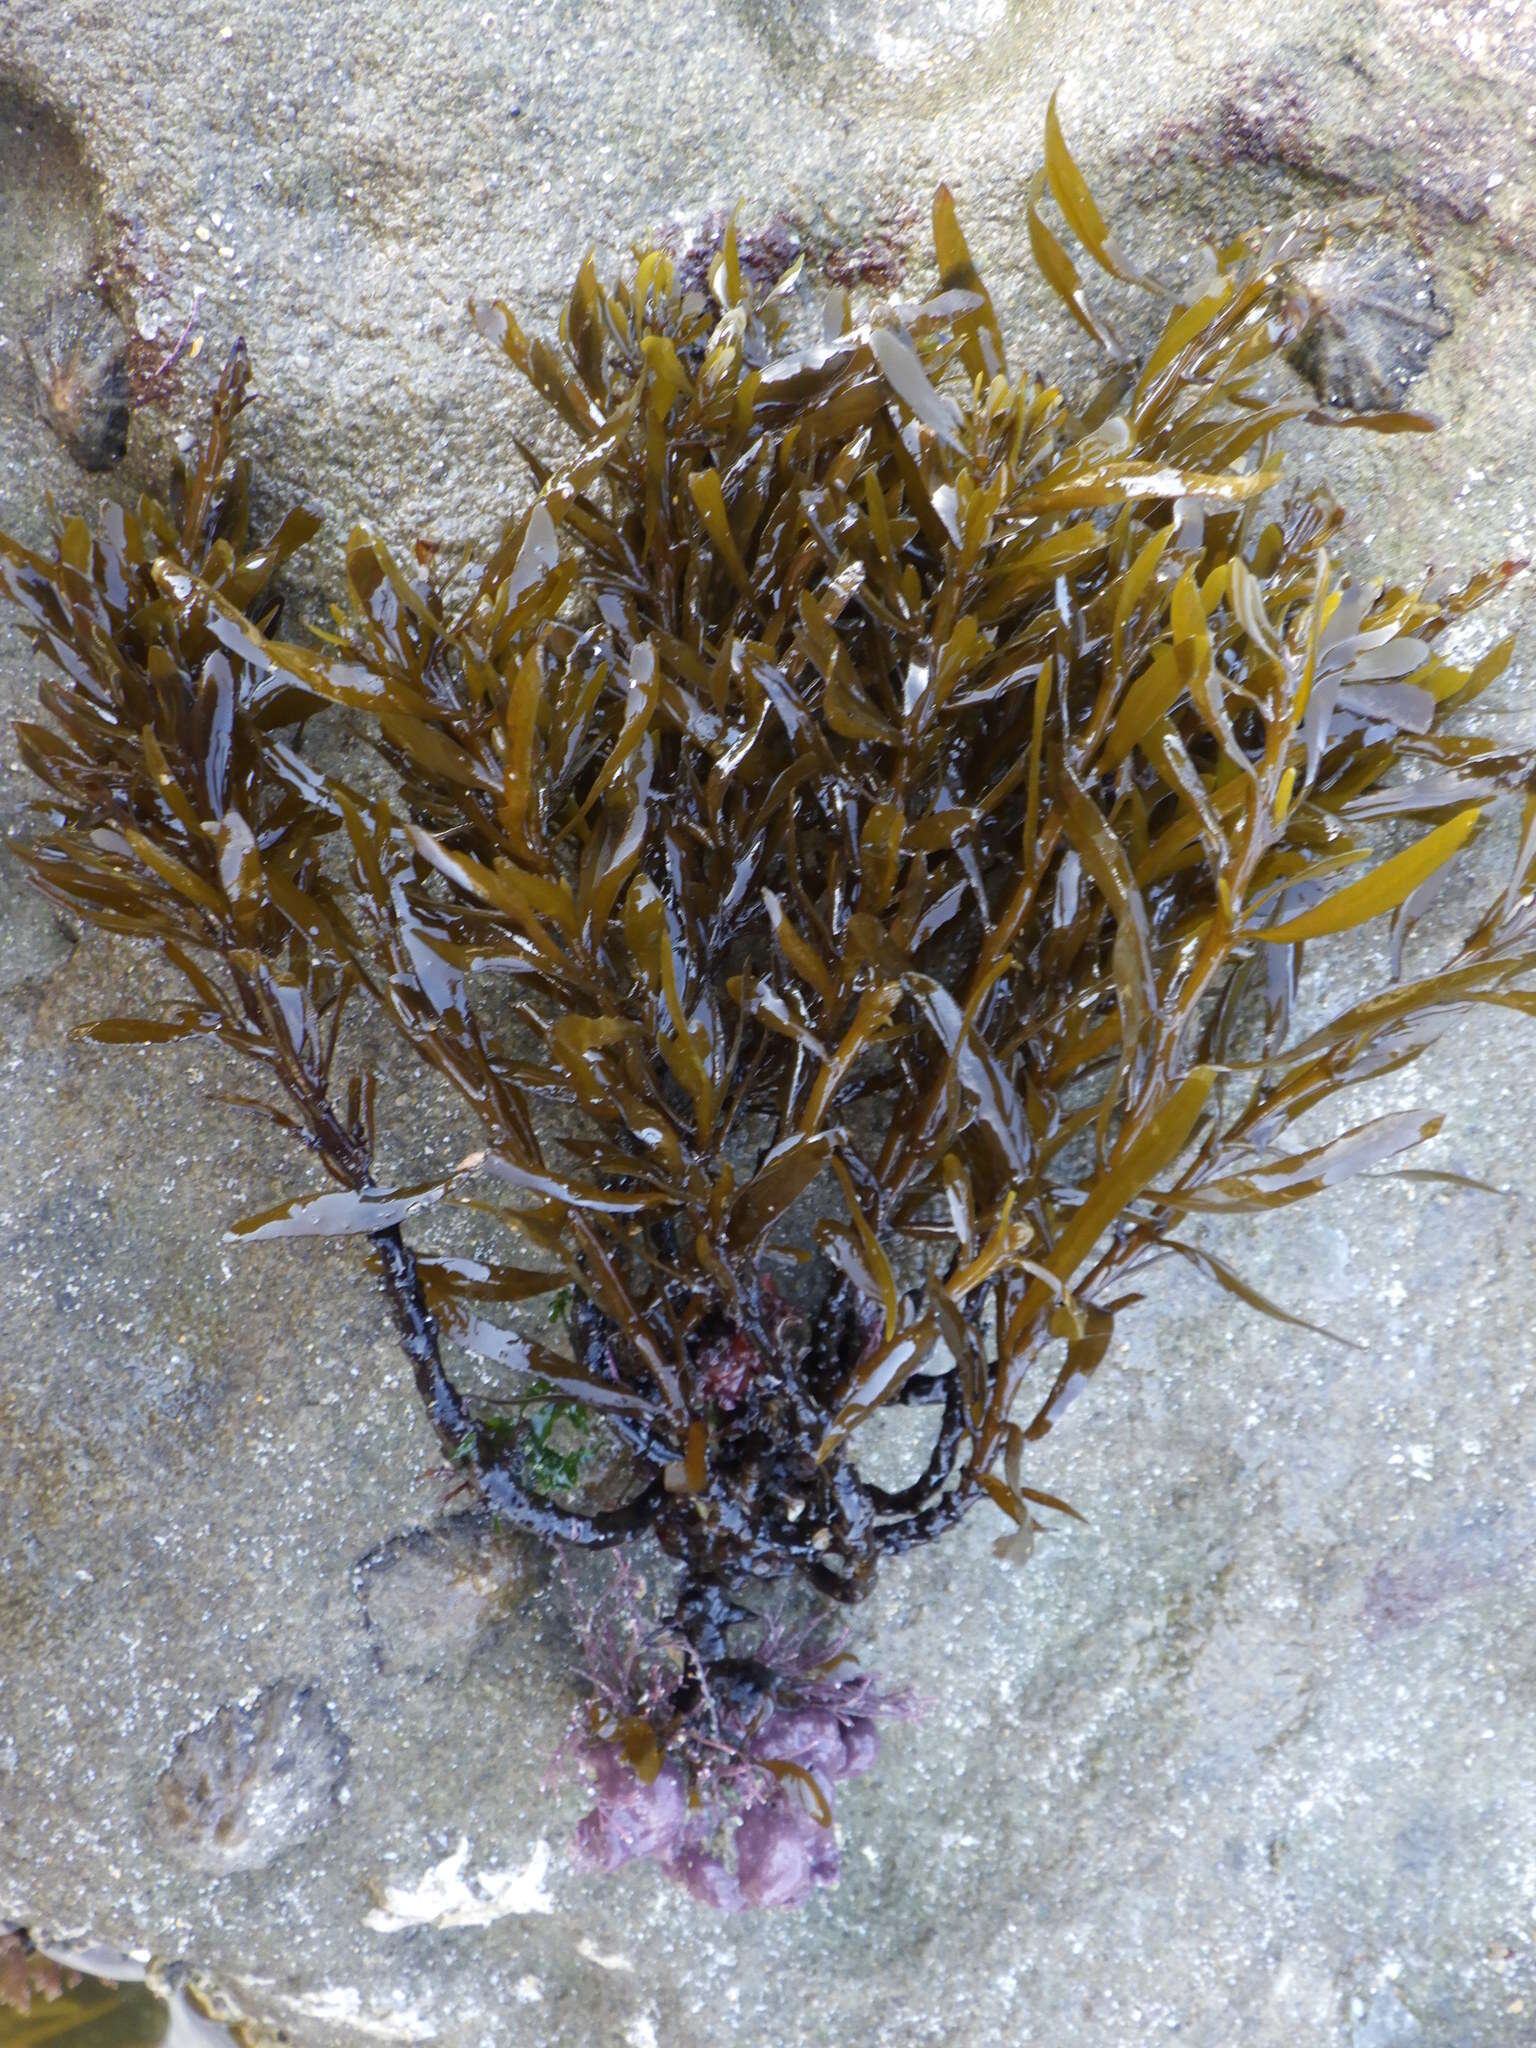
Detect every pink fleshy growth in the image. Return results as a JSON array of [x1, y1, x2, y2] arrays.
[[570, 1747, 688, 1873], [839, 1715, 880, 1777], [563, 1565, 920, 1909], [735, 1793, 842, 1908], [666, 1845, 746, 1912], [752, 1704, 855, 1780], [571, 1691, 888, 1909]]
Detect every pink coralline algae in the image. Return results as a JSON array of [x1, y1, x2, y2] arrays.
[[693, 1329, 761, 1415]]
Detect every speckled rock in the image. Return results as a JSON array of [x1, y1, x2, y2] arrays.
[[2, 3, 1536, 2046]]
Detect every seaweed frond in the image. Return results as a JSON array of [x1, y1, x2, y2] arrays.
[[5, 107, 1535, 1904]]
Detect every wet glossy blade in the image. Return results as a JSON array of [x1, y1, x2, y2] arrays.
[[226, 1176, 453, 1241], [1253, 807, 1483, 942]]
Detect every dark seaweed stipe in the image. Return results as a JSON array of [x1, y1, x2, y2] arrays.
[[4, 99, 1535, 1906]]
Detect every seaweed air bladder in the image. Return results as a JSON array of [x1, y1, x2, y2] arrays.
[[4, 98, 1534, 1908]]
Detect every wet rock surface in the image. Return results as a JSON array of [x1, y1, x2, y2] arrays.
[[0, 848, 74, 995], [1, 2, 1536, 2045]]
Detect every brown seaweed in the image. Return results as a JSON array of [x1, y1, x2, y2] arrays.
[[5, 108, 1536, 1904]]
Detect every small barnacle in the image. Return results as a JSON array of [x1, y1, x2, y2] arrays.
[[23, 286, 133, 470], [353, 1514, 537, 1678], [1284, 243, 1453, 411], [152, 1680, 350, 1875]]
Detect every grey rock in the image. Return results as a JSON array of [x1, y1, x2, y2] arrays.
[[1352, 1986, 1424, 2046], [1, 1, 1536, 2045], [0, 77, 101, 325], [152, 1681, 349, 1875], [0, 850, 75, 995]]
